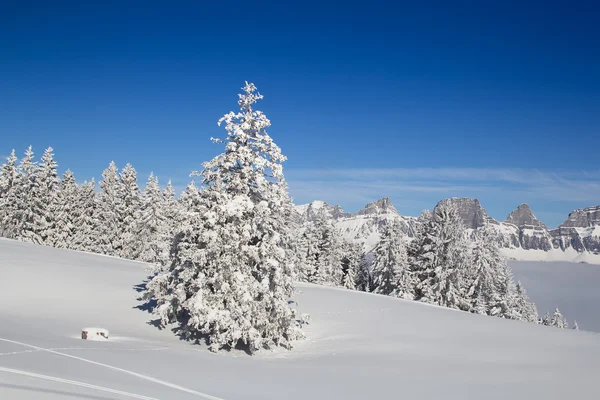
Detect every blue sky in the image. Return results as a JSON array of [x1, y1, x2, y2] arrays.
[[1, 1, 599, 227]]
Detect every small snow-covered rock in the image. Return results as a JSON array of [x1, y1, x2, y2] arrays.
[[81, 327, 109, 340]]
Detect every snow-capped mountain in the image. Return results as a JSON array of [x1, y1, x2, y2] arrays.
[[295, 197, 417, 251], [551, 206, 600, 254], [295, 198, 600, 264]]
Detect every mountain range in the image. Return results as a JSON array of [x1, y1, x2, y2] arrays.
[[294, 198, 600, 264]]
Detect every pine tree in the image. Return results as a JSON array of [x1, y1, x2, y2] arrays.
[[8, 146, 41, 243], [410, 201, 470, 309], [93, 162, 121, 256], [136, 173, 168, 265], [468, 230, 509, 316], [35, 147, 60, 244], [341, 242, 363, 290], [542, 311, 552, 326], [0, 150, 18, 237], [0, 150, 17, 199], [297, 217, 344, 285], [356, 252, 373, 292], [144, 82, 303, 353], [52, 170, 79, 248], [162, 180, 180, 244], [71, 179, 97, 252], [573, 320, 579, 330], [551, 308, 568, 329], [372, 221, 410, 297], [118, 163, 141, 259]]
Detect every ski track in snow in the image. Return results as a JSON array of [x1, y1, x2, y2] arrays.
[[0, 366, 160, 400], [0, 337, 226, 400]]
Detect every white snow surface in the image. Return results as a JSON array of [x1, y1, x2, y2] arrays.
[[1, 238, 600, 399]]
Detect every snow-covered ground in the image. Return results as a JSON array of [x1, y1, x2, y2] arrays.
[[511, 260, 600, 333], [1, 238, 599, 399]]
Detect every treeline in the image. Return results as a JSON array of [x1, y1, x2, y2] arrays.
[[0, 145, 574, 331], [0, 147, 179, 265]]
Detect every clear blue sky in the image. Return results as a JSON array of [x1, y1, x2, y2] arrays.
[[1, 1, 599, 227]]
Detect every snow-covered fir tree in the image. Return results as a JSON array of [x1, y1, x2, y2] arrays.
[[162, 180, 181, 247], [356, 252, 373, 292], [467, 231, 502, 315], [70, 179, 97, 252], [8, 146, 41, 243], [0, 150, 18, 237], [136, 173, 168, 265], [0, 150, 17, 199], [52, 170, 78, 248], [298, 217, 345, 286], [35, 147, 60, 244], [511, 281, 539, 323], [341, 241, 363, 290], [93, 162, 122, 256], [144, 82, 304, 353], [409, 201, 470, 309], [372, 221, 411, 297], [551, 308, 568, 329], [118, 163, 141, 260], [573, 320, 579, 330], [542, 311, 552, 326]]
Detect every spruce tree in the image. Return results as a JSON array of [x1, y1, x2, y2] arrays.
[[551, 308, 568, 329], [145, 82, 303, 353], [93, 162, 121, 256], [0, 150, 18, 237], [52, 170, 78, 248], [35, 147, 60, 244], [371, 221, 410, 297], [118, 163, 141, 259], [136, 173, 168, 265], [71, 179, 97, 252], [410, 201, 470, 309]]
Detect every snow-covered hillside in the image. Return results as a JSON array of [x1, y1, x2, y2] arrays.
[[1, 238, 599, 399]]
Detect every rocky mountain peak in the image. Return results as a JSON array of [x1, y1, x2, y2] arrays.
[[436, 198, 490, 229], [505, 204, 546, 229], [558, 205, 600, 228], [354, 197, 398, 216]]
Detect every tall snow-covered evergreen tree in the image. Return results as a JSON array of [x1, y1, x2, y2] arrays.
[[0, 150, 17, 199], [8, 146, 41, 243], [467, 229, 510, 316], [70, 179, 97, 252], [371, 221, 411, 297], [118, 163, 141, 260], [93, 162, 121, 255], [511, 281, 539, 323], [145, 82, 304, 353], [298, 217, 344, 286], [409, 201, 470, 309], [35, 147, 60, 244], [136, 173, 168, 265], [356, 252, 373, 292], [52, 170, 79, 248], [341, 241, 363, 290], [0, 150, 18, 237]]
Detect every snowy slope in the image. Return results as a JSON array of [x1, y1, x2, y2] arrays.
[[1, 238, 600, 399]]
